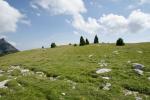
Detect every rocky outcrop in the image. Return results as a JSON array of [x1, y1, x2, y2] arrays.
[[0, 38, 19, 55]]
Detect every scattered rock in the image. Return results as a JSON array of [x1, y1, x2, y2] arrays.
[[123, 89, 139, 96], [98, 60, 108, 67], [66, 80, 77, 89], [17, 83, 21, 87], [127, 60, 131, 64], [61, 93, 66, 96], [132, 63, 145, 75], [134, 69, 143, 75], [10, 66, 21, 70], [123, 89, 133, 96], [88, 54, 93, 58], [102, 83, 111, 91], [135, 97, 142, 100], [0, 70, 4, 76], [137, 51, 143, 54], [113, 51, 119, 55], [21, 69, 29, 74], [0, 70, 5, 73], [35, 72, 46, 77], [72, 86, 76, 89], [0, 80, 9, 88], [102, 77, 110, 80], [132, 63, 144, 70], [124, 89, 142, 100], [96, 68, 111, 74], [49, 77, 57, 81]]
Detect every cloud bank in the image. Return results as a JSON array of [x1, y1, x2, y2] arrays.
[[32, 0, 150, 34], [0, 0, 29, 34]]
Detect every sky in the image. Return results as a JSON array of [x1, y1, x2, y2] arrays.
[[0, 0, 150, 50]]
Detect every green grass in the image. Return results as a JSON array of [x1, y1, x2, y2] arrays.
[[0, 43, 150, 100]]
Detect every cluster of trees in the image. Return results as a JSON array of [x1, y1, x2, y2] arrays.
[[80, 35, 99, 46], [46, 35, 125, 49], [79, 35, 125, 46]]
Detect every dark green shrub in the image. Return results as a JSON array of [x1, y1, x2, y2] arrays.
[[116, 38, 125, 46], [69, 43, 72, 45], [51, 43, 56, 48], [74, 44, 77, 46]]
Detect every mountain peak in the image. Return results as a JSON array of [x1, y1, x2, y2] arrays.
[[0, 38, 19, 55]]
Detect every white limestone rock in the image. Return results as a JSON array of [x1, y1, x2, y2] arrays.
[[102, 83, 111, 91], [134, 69, 143, 75], [102, 77, 110, 80], [0, 80, 9, 88], [96, 68, 111, 74]]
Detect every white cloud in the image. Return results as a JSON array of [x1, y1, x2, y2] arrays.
[[72, 14, 102, 34], [0, 35, 7, 39], [0, 0, 27, 34], [31, 0, 86, 16], [31, 0, 150, 35], [128, 9, 150, 33], [99, 14, 128, 34], [139, 0, 150, 4], [72, 9, 150, 34]]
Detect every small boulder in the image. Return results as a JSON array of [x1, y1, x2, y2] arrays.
[[102, 77, 110, 80], [127, 60, 131, 64], [134, 69, 143, 75], [135, 97, 142, 100], [88, 54, 93, 58], [0, 80, 9, 88], [123, 90, 132, 96], [96, 68, 111, 74], [61, 93, 66, 96], [102, 83, 111, 91], [132, 63, 144, 70], [137, 51, 143, 54], [113, 51, 119, 55]]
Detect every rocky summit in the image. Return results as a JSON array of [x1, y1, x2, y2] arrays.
[[0, 38, 19, 55]]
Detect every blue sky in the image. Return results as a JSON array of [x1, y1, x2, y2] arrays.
[[0, 0, 150, 50]]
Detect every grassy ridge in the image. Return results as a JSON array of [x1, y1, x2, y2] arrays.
[[0, 43, 150, 100]]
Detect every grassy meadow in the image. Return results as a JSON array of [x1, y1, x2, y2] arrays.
[[0, 43, 150, 100]]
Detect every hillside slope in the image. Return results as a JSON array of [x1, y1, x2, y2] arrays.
[[0, 43, 150, 100]]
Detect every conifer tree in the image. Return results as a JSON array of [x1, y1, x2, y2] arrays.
[[80, 36, 85, 46], [94, 35, 99, 44], [85, 38, 89, 45]]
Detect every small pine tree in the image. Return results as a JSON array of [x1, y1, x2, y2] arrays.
[[116, 38, 125, 46], [42, 46, 44, 49], [94, 35, 99, 44], [85, 38, 89, 45], [80, 36, 85, 46], [51, 43, 56, 48]]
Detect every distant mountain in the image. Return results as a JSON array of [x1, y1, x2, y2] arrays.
[[0, 38, 19, 55]]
